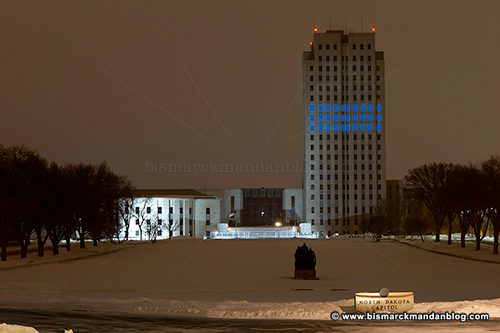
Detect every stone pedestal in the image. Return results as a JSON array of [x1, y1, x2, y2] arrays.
[[294, 269, 318, 280]]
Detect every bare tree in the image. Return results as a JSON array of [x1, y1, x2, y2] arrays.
[[132, 198, 151, 241], [7, 146, 48, 259], [145, 212, 161, 243], [402, 196, 431, 242], [442, 164, 463, 245], [481, 156, 500, 254], [454, 165, 488, 250], [163, 214, 180, 239], [360, 201, 388, 241], [405, 163, 452, 242], [118, 194, 135, 242], [0, 144, 15, 261]]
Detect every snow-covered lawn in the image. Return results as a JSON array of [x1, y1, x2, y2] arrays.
[[1, 237, 500, 322]]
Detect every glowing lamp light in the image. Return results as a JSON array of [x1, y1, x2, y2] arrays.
[[371, 27, 376, 32], [275, 221, 282, 227], [313, 27, 318, 33]]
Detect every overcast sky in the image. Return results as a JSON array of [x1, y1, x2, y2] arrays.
[[1, 0, 499, 189]]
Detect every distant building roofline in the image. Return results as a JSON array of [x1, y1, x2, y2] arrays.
[[132, 189, 216, 199]]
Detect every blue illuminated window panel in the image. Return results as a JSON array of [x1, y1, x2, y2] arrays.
[[310, 124, 315, 132], [376, 104, 382, 112], [309, 115, 314, 121], [309, 104, 314, 112], [376, 114, 382, 122], [376, 124, 382, 132], [319, 104, 323, 112]]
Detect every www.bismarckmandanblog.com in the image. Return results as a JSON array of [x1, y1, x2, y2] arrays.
[[330, 311, 490, 322]]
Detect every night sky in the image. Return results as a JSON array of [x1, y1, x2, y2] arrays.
[[1, 0, 499, 189]]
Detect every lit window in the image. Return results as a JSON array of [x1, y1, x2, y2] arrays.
[[318, 124, 323, 131], [334, 114, 339, 122], [310, 114, 315, 121], [326, 124, 331, 131], [376, 124, 382, 132], [352, 124, 358, 132], [360, 114, 365, 122], [318, 114, 324, 122], [334, 104, 339, 112], [326, 114, 330, 121], [360, 124, 365, 131], [360, 104, 365, 111], [325, 104, 331, 112], [376, 104, 382, 112], [353, 104, 358, 111], [368, 104, 373, 112], [352, 114, 358, 121], [367, 114, 373, 122], [376, 114, 382, 122], [334, 124, 339, 131], [318, 104, 323, 112], [367, 124, 373, 132], [309, 104, 315, 111], [310, 124, 315, 132]]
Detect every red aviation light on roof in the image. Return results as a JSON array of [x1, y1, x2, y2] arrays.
[[313, 27, 318, 33]]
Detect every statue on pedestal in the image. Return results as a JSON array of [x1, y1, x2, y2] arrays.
[[294, 243, 318, 279]]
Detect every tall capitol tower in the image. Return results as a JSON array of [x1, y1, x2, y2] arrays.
[[302, 28, 386, 237]]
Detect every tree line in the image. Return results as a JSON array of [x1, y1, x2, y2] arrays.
[[363, 156, 500, 254], [0, 144, 134, 261]]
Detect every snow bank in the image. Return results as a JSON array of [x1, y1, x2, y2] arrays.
[[122, 297, 500, 320], [127, 298, 351, 320], [0, 323, 39, 333]]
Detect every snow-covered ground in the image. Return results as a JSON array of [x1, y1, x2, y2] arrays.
[[1, 238, 500, 330]]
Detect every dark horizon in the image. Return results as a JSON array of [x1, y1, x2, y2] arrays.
[[1, 0, 499, 188]]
